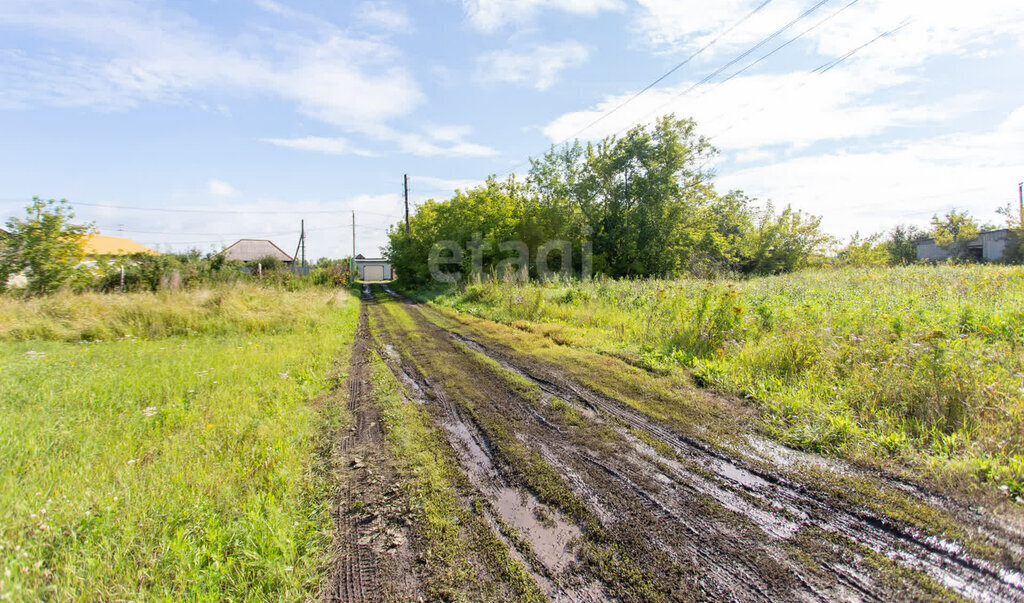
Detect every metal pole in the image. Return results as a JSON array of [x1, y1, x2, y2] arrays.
[[301, 219, 306, 267], [404, 174, 410, 236], [351, 211, 356, 278], [1018, 182, 1023, 228]]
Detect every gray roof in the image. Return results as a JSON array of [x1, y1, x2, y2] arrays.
[[916, 228, 1011, 246], [221, 239, 294, 262]]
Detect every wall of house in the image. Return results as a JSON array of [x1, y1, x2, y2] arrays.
[[916, 240, 951, 261], [916, 230, 1010, 262], [980, 231, 1008, 261]]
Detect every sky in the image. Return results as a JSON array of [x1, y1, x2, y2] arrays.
[[1, 0, 1022, 260]]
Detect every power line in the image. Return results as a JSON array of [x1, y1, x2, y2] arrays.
[[0, 198, 403, 219], [620, 0, 835, 137], [714, 0, 861, 88], [484, 1, 795, 184], [485, 0, 841, 186], [557, 0, 776, 145], [702, 18, 912, 142]]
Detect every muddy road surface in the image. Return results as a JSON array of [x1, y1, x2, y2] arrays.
[[329, 285, 1024, 602]]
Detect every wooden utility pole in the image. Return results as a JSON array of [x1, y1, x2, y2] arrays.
[[404, 174, 410, 236], [1019, 182, 1023, 228], [351, 210, 356, 278], [293, 220, 306, 267]]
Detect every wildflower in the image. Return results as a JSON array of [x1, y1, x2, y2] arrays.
[[127, 459, 138, 465], [279, 371, 289, 379], [141, 407, 157, 417]]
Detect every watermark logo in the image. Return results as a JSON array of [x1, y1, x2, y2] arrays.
[[428, 234, 592, 283]]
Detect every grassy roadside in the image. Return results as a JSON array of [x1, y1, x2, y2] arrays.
[[418, 266, 1024, 502], [0, 287, 359, 599]]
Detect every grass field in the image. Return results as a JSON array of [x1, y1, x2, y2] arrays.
[[426, 266, 1024, 500], [0, 286, 359, 599]]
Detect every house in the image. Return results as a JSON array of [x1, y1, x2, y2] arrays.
[[221, 239, 294, 263], [83, 235, 159, 257], [354, 254, 393, 281], [916, 229, 1011, 262]]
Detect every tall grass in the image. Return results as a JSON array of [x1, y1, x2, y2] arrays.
[[430, 266, 1024, 498], [0, 284, 335, 342], [0, 287, 359, 599]]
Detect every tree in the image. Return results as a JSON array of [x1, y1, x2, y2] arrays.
[[0, 198, 94, 294], [738, 203, 833, 275], [885, 224, 927, 265], [836, 232, 888, 266], [930, 209, 979, 259], [385, 115, 830, 284]]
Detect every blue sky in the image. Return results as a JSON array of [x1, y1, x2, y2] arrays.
[[1, 0, 1022, 259]]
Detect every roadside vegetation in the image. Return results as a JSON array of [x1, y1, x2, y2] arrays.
[[0, 286, 359, 599], [423, 265, 1024, 501], [0, 197, 352, 295], [387, 116, 834, 285]]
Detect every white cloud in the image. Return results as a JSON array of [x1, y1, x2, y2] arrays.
[[363, 123, 499, 158], [631, 0, 1024, 67], [207, 179, 238, 198], [412, 176, 484, 192], [717, 107, 1024, 238], [540, 64, 956, 149], [461, 0, 624, 32], [395, 135, 498, 158], [354, 2, 412, 32], [0, 0, 423, 130], [425, 124, 473, 143], [478, 41, 590, 90], [261, 136, 376, 157]]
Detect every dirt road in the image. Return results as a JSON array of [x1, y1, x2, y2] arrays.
[[329, 285, 1024, 601]]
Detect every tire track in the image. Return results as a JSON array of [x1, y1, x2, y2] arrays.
[[434, 308, 1024, 602], [327, 306, 383, 603]]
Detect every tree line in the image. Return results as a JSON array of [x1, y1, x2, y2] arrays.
[[387, 115, 834, 285], [0, 198, 351, 294]]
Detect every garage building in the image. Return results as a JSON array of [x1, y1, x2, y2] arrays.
[[354, 255, 394, 281]]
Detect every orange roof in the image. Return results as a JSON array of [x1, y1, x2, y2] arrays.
[[83, 235, 159, 256]]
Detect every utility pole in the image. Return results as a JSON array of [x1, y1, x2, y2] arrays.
[[1019, 182, 1023, 228], [351, 210, 356, 278], [404, 174, 410, 236], [293, 221, 304, 267]]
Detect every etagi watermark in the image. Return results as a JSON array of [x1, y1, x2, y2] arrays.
[[428, 236, 593, 283]]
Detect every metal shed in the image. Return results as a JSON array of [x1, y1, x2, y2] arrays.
[[916, 229, 1011, 262]]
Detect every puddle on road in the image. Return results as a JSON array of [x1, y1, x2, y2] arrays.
[[629, 435, 804, 540], [708, 457, 772, 490], [382, 344, 427, 399], [441, 419, 582, 574]]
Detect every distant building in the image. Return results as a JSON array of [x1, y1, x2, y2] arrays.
[[221, 239, 294, 263], [83, 235, 159, 257], [354, 255, 393, 281], [916, 229, 1011, 262]]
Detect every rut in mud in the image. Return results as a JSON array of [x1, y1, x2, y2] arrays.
[[325, 302, 418, 603], [367, 286, 1024, 602]]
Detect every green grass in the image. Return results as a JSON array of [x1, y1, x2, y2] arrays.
[[0, 287, 359, 599], [424, 266, 1024, 500]]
